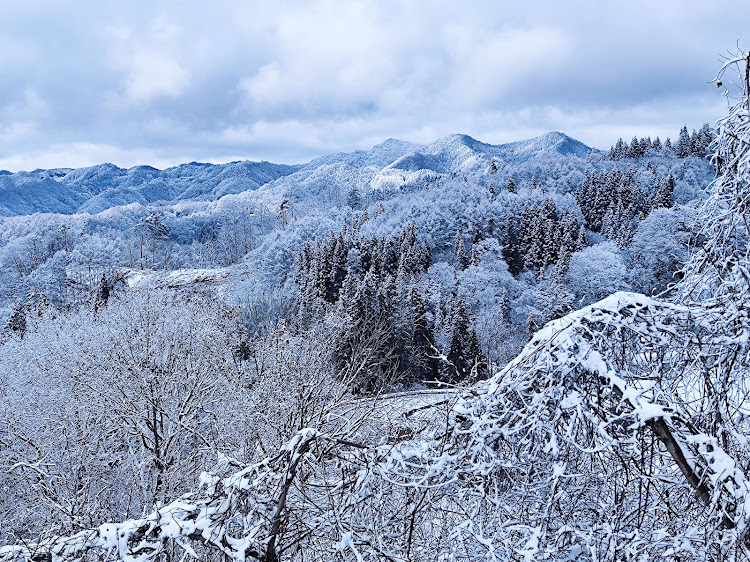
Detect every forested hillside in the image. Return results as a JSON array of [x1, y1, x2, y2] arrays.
[[0, 127, 713, 369], [0, 62, 735, 560]]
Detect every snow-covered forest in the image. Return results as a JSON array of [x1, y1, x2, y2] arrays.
[[1, 48, 749, 561]]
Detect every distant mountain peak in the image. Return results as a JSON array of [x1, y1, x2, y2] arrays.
[[373, 138, 422, 150]]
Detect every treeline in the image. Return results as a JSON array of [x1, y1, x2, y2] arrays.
[[501, 201, 586, 276], [295, 221, 485, 392], [576, 168, 675, 246], [606, 124, 714, 160]]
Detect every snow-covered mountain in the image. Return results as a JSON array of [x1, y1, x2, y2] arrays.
[[0, 132, 592, 216], [251, 131, 596, 208], [0, 160, 301, 216]]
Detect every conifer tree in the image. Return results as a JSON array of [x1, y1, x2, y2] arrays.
[[407, 288, 439, 382], [613, 138, 626, 159], [445, 293, 485, 382], [4, 302, 27, 338], [346, 185, 361, 209], [651, 173, 675, 209], [629, 136, 640, 158], [502, 214, 522, 276], [454, 232, 469, 270], [470, 246, 481, 267], [640, 136, 652, 155], [525, 312, 538, 340], [576, 223, 587, 250], [675, 126, 691, 157], [499, 287, 512, 323], [695, 123, 715, 157]]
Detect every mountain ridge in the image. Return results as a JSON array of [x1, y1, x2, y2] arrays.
[[0, 132, 594, 216]]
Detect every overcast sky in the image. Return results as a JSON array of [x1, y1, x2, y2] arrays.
[[0, 0, 748, 172]]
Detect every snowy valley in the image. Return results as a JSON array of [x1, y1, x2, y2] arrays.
[[2, 110, 748, 561]]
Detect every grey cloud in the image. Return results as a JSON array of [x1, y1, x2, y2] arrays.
[[0, 0, 748, 171]]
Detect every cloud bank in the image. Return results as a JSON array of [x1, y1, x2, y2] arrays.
[[0, 0, 746, 171]]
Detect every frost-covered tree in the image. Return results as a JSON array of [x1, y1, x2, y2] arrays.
[[1, 53, 744, 562], [675, 125, 692, 157]]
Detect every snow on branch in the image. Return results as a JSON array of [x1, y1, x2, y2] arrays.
[[0, 428, 368, 562]]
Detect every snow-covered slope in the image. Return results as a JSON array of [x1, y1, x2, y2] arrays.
[[0, 132, 592, 216], [257, 131, 595, 204], [394, 131, 592, 172], [0, 160, 301, 216]]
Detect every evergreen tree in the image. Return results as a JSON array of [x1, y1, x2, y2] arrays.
[[525, 312, 538, 340], [689, 129, 699, 156], [470, 246, 481, 267], [639, 136, 652, 156], [454, 232, 469, 270], [695, 123, 715, 157], [95, 273, 112, 312], [612, 138, 626, 159], [406, 288, 439, 382], [499, 287, 512, 323], [346, 185, 362, 209], [472, 221, 484, 245], [651, 173, 675, 209], [444, 293, 485, 382], [506, 178, 517, 194], [675, 126, 692, 157], [520, 205, 544, 272], [575, 224, 587, 250], [502, 214, 522, 276], [629, 136, 641, 158], [4, 302, 27, 338]]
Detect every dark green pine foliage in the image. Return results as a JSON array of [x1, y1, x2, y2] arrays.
[[675, 126, 692, 158], [651, 173, 675, 209], [444, 292, 486, 382], [454, 232, 469, 270], [577, 167, 666, 238], [502, 213, 523, 276], [4, 302, 27, 338], [297, 221, 438, 391], [399, 287, 440, 383]]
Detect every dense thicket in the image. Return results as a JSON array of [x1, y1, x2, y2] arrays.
[[294, 222, 485, 390]]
